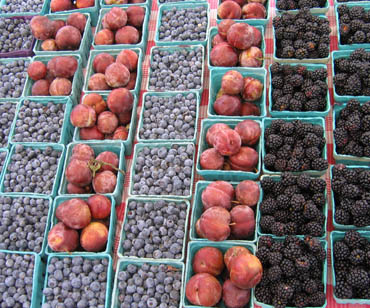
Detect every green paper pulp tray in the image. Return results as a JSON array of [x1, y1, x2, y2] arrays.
[[0, 143, 65, 197], [0, 100, 20, 149], [46, 195, 116, 255], [155, 2, 210, 47], [9, 97, 74, 146], [189, 180, 260, 243], [208, 67, 267, 119], [137, 91, 200, 144], [262, 117, 328, 176], [33, 13, 93, 67], [182, 241, 256, 308], [268, 63, 330, 118], [196, 118, 261, 181], [0, 0, 49, 16], [58, 141, 125, 202], [117, 196, 190, 261]]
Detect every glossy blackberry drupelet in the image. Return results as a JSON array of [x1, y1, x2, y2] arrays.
[[0, 102, 16, 148], [0, 59, 29, 98], [1, 0, 44, 13]]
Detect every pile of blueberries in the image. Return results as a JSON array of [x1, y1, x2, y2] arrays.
[[122, 199, 187, 259], [132, 144, 194, 196], [42, 256, 109, 308], [139, 93, 197, 141], [0, 252, 35, 307], [149, 47, 203, 91], [0, 59, 29, 98], [1, 0, 44, 14], [12, 100, 66, 143], [117, 263, 182, 308], [0, 18, 33, 53], [0, 151, 7, 174], [3, 144, 62, 194], [0, 196, 50, 253], [158, 6, 208, 42], [0, 102, 16, 148]]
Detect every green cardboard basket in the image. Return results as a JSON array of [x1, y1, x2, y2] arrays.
[[8, 97, 74, 146], [154, 2, 210, 46], [189, 180, 260, 243], [182, 241, 256, 308], [73, 93, 138, 155], [83, 48, 143, 95], [58, 141, 125, 202], [262, 117, 328, 176], [33, 13, 93, 67], [45, 195, 116, 255], [196, 118, 261, 181], [0, 100, 19, 149], [0, 143, 66, 197], [117, 196, 190, 261], [137, 91, 200, 144], [208, 67, 267, 119], [268, 63, 330, 118], [333, 103, 370, 166], [0, 0, 49, 16]]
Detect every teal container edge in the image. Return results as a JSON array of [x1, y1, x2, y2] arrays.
[[0, 100, 20, 150], [137, 91, 200, 144], [196, 118, 262, 181], [0, 148, 9, 185], [0, 0, 49, 16], [129, 142, 196, 200], [117, 196, 190, 262], [45, 195, 116, 255], [154, 2, 210, 47], [208, 67, 267, 119], [0, 143, 66, 197], [42, 254, 113, 307], [268, 63, 330, 118], [262, 117, 328, 176], [330, 231, 370, 305], [182, 241, 256, 308]]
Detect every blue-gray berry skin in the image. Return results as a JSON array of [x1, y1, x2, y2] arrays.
[[0, 102, 16, 147], [1, 0, 44, 13], [0, 59, 29, 99], [0, 18, 33, 52], [0, 151, 7, 174]]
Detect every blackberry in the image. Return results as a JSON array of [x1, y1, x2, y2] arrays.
[[289, 99, 303, 111], [283, 242, 303, 260], [353, 215, 370, 227], [349, 249, 365, 265], [335, 281, 353, 299], [271, 222, 286, 236], [274, 210, 290, 223], [268, 251, 283, 266], [273, 181, 286, 196], [280, 259, 296, 277], [303, 201, 320, 219], [284, 222, 298, 234], [309, 178, 326, 193], [360, 131, 370, 146], [294, 293, 310, 307], [311, 157, 328, 171], [261, 177, 275, 192], [256, 246, 270, 265], [260, 198, 278, 215], [350, 199, 369, 217], [305, 146, 321, 160], [271, 119, 286, 132], [274, 159, 288, 171], [334, 241, 350, 260], [295, 255, 310, 272], [281, 46, 295, 58], [297, 173, 311, 189], [303, 279, 318, 294], [305, 222, 323, 236], [264, 154, 277, 169], [266, 134, 283, 149], [272, 76, 284, 89], [335, 209, 350, 225], [347, 268, 369, 288], [271, 62, 283, 75], [271, 241, 285, 253], [260, 216, 275, 232], [334, 127, 349, 148], [272, 297, 287, 308], [259, 235, 274, 248], [349, 6, 365, 20], [267, 265, 282, 282], [295, 48, 308, 59], [272, 89, 284, 101], [282, 83, 294, 95], [276, 284, 294, 300], [344, 230, 362, 249], [308, 291, 326, 307], [255, 286, 272, 304]]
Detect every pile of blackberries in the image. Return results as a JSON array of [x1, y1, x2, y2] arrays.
[[333, 231, 370, 299], [276, 0, 327, 10], [255, 235, 326, 308], [0, 59, 28, 98], [132, 144, 194, 196], [122, 199, 187, 259], [332, 165, 370, 227], [0, 151, 7, 174], [12, 100, 66, 143], [260, 173, 327, 237], [149, 47, 203, 91], [0, 196, 49, 253], [139, 93, 197, 141], [42, 256, 109, 308], [338, 5, 370, 45], [264, 119, 328, 172], [3, 144, 62, 194], [0, 18, 33, 53], [1, 0, 44, 14], [0, 102, 16, 148], [334, 100, 370, 157], [270, 63, 328, 112], [117, 263, 182, 308], [158, 6, 208, 42], [334, 48, 370, 96], [273, 9, 331, 59], [0, 252, 35, 307]]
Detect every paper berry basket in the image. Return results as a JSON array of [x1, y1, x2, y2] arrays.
[[117, 196, 190, 262], [182, 241, 256, 308], [33, 13, 93, 67], [0, 100, 20, 150], [268, 63, 330, 118], [45, 195, 116, 255], [0, 0, 49, 17], [196, 118, 262, 181], [208, 67, 267, 119], [100, 0, 151, 8], [189, 180, 260, 243], [154, 2, 210, 47]]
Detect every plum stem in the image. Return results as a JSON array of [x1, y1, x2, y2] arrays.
[[88, 158, 125, 177], [229, 222, 236, 226]]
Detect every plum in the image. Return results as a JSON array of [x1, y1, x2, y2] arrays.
[[70, 104, 96, 128], [198, 207, 231, 241], [218, 1, 242, 19], [66, 12, 87, 33], [27, 61, 47, 81], [210, 43, 238, 67], [206, 123, 231, 147], [229, 146, 259, 172], [103, 7, 127, 31], [234, 120, 261, 146], [218, 19, 236, 39], [48, 222, 79, 252], [199, 148, 224, 170], [80, 126, 105, 140], [55, 25, 82, 50], [214, 129, 242, 156], [47, 56, 78, 78], [222, 279, 251, 308], [227, 23, 254, 50], [185, 273, 222, 307], [49, 78, 72, 96], [230, 205, 255, 239], [97, 111, 119, 134], [66, 159, 93, 187], [224, 246, 251, 270], [30, 16, 54, 40], [201, 181, 234, 211], [107, 88, 133, 114], [105, 63, 130, 88], [193, 247, 225, 276], [82, 93, 107, 115], [214, 95, 242, 116], [80, 222, 109, 252], [71, 143, 95, 161], [56, 198, 92, 229], [95, 151, 119, 173], [92, 53, 115, 74], [221, 70, 244, 95], [92, 170, 117, 193], [235, 180, 260, 206], [87, 195, 111, 219], [229, 253, 263, 289], [242, 77, 263, 101]]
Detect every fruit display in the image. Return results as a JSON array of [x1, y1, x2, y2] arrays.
[[50, 0, 95, 12], [0, 102, 16, 148], [48, 195, 112, 252], [185, 245, 262, 307], [0, 0, 45, 14], [332, 165, 370, 227], [333, 231, 370, 300], [273, 9, 331, 59], [276, 0, 327, 10], [94, 6, 146, 46], [0, 59, 29, 98], [255, 236, 326, 307], [0, 152, 7, 175], [259, 173, 327, 237], [104, 0, 146, 4], [210, 22, 263, 67], [0, 18, 33, 54], [218, 0, 267, 20]]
